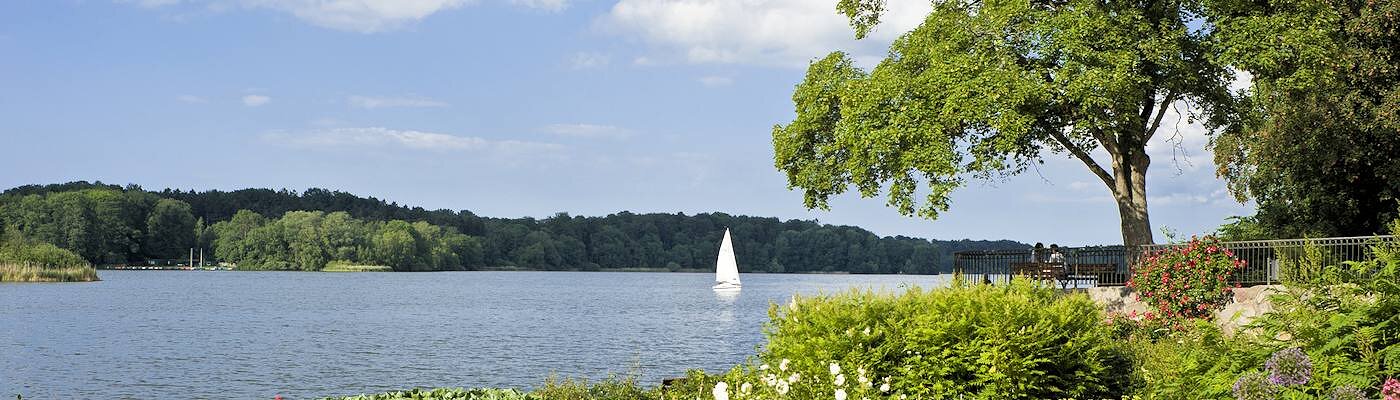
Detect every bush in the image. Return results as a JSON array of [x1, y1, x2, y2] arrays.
[[721, 279, 1133, 399], [1120, 320, 1261, 398], [1128, 235, 1242, 321], [0, 232, 98, 282], [321, 388, 529, 400], [528, 374, 656, 400], [1239, 221, 1400, 397]]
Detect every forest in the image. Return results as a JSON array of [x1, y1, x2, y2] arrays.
[[0, 182, 1024, 273]]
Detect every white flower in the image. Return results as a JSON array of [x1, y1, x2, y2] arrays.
[[788, 373, 800, 384], [863, 326, 871, 335], [779, 358, 790, 371], [776, 380, 790, 395], [740, 382, 752, 394], [880, 382, 891, 393], [834, 373, 846, 386], [829, 362, 841, 376], [760, 364, 769, 371], [712, 381, 729, 400], [835, 388, 848, 400]]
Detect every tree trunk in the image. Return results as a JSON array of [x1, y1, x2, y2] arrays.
[[1110, 148, 1156, 248]]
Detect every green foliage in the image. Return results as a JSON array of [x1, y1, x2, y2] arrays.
[[210, 210, 481, 271], [321, 388, 529, 400], [3, 182, 1018, 273], [1119, 320, 1261, 399], [144, 198, 196, 259], [1210, 0, 1400, 238], [0, 187, 160, 263], [1240, 222, 1400, 396], [321, 260, 392, 272], [1128, 236, 1242, 321], [527, 375, 657, 400], [774, 0, 1237, 246], [1215, 216, 1270, 242], [752, 279, 1131, 399], [0, 231, 98, 282]]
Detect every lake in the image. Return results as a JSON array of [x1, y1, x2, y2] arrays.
[[1, 270, 949, 399]]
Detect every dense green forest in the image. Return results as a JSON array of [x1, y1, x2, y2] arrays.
[[0, 182, 1025, 273]]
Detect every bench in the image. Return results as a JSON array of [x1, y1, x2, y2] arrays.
[[1064, 263, 1119, 286], [1010, 262, 1064, 282]]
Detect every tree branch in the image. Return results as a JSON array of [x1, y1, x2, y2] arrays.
[[1143, 90, 1177, 142], [1050, 130, 1114, 188]]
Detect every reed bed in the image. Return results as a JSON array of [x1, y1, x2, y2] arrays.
[[0, 262, 100, 282]]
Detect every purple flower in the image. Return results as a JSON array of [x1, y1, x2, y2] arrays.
[[1331, 385, 1366, 400], [1233, 372, 1277, 400], [1264, 347, 1312, 386]]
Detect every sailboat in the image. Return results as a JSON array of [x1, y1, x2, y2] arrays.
[[713, 228, 741, 291]]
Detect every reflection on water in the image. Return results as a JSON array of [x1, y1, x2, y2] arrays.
[[1, 270, 947, 399]]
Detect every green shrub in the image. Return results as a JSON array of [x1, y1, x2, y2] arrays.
[[1122, 320, 1261, 399], [1129, 235, 1241, 321], [528, 374, 657, 400], [321, 388, 529, 400], [0, 237, 90, 268], [1238, 221, 1400, 397], [0, 232, 98, 282], [730, 279, 1133, 399]]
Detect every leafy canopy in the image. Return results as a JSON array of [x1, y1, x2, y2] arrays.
[[775, 0, 1233, 220]]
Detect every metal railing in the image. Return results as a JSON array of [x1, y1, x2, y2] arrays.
[[1140, 235, 1394, 285], [953, 235, 1395, 287]]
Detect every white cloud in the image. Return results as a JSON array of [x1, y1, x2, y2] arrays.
[[242, 94, 271, 107], [602, 0, 932, 67], [568, 52, 610, 70], [122, 0, 471, 33], [698, 75, 733, 87], [176, 94, 207, 103], [1067, 181, 1093, 191], [543, 123, 632, 139], [247, 0, 472, 32], [262, 127, 562, 152], [347, 95, 448, 109], [509, 0, 569, 12]]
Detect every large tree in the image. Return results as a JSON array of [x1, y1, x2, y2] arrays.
[[1210, 0, 1400, 237], [773, 0, 1236, 246]]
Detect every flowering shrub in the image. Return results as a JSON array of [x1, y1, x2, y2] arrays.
[[1384, 377, 1400, 400], [701, 359, 898, 400], [1128, 235, 1243, 321]]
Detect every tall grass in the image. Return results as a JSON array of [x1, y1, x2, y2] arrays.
[[0, 262, 99, 282]]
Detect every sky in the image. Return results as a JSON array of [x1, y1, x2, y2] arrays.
[[0, 0, 1254, 246]]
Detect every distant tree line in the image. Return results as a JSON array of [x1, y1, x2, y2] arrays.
[[0, 182, 1025, 272], [210, 210, 481, 271]]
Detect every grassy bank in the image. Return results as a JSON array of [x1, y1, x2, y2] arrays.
[[0, 263, 99, 282], [321, 264, 394, 272], [0, 235, 100, 282]]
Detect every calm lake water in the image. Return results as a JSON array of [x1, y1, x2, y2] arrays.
[[1, 270, 948, 399]]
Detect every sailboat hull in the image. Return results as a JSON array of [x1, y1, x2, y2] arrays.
[[712, 281, 742, 291]]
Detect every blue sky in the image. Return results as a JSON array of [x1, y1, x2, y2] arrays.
[[0, 0, 1252, 246]]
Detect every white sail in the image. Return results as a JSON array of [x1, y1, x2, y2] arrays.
[[714, 228, 741, 290]]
